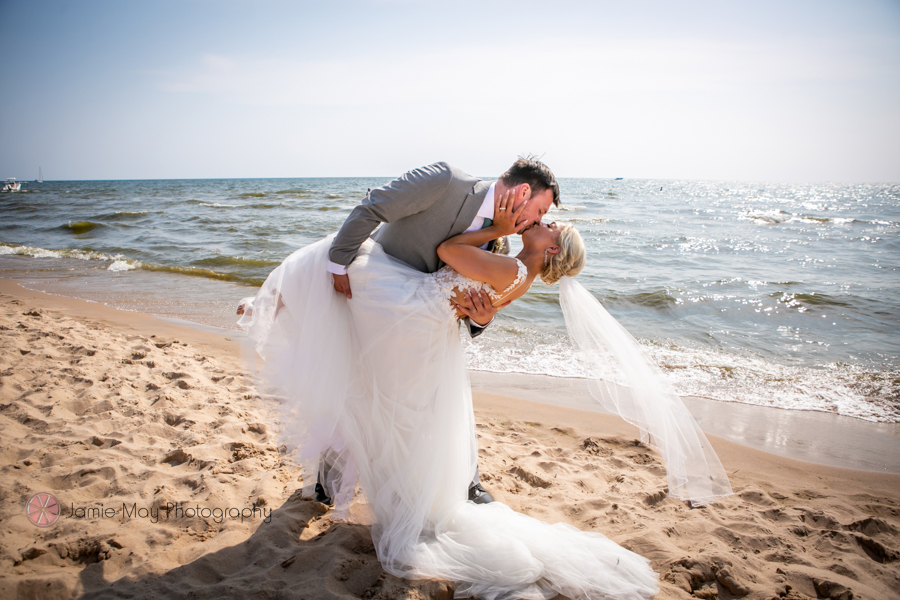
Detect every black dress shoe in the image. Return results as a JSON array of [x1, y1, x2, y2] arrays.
[[468, 482, 494, 504], [314, 482, 333, 506]]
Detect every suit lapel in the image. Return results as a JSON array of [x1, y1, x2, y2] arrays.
[[450, 179, 492, 237]]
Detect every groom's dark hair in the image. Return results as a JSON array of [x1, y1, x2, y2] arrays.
[[499, 155, 560, 207]]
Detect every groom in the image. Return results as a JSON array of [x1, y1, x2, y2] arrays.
[[326, 157, 560, 503]]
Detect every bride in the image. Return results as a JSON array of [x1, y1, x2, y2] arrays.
[[239, 190, 731, 599]]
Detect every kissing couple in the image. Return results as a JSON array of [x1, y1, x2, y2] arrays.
[[238, 157, 731, 599]]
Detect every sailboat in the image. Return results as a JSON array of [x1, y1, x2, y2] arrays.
[[35, 167, 43, 183]]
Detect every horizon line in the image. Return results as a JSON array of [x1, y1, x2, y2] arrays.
[[8, 176, 900, 185]]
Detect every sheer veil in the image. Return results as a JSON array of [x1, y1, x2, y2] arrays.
[[235, 239, 666, 598], [559, 276, 733, 506]]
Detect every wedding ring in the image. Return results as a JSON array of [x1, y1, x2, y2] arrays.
[[498, 208, 506, 211]]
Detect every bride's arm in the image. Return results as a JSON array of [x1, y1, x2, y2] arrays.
[[437, 190, 523, 290], [438, 243, 520, 291]]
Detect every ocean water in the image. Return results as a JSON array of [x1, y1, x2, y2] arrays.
[[1, 177, 898, 423]]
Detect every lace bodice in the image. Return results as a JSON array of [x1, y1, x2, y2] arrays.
[[431, 258, 528, 315]]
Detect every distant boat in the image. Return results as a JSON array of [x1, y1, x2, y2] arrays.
[[35, 167, 43, 183], [614, 177, 623, 180], [2, 178, 21, 192]]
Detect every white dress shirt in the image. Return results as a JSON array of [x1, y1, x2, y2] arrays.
[[464, 182, 497, 235]]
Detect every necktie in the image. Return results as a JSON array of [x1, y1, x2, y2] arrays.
[[480, 218, 493, 250]]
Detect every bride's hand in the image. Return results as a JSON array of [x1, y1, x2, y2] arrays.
[[493, 190, 526, 236]]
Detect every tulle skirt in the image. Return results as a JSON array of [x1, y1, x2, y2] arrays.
[[239, 235, 659, 600]]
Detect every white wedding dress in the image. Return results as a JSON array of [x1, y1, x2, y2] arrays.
[[239, 234, 660, 600]]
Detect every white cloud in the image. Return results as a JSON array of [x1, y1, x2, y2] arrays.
[[159, 36, 872, 108], [142, 35, 900, 180]]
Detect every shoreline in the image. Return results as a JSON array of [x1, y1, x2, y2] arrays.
[[469, 371, 900, 474], [3, 245, 898, 427], [3, 276, 898, 474], [2, 278, 899, 599]]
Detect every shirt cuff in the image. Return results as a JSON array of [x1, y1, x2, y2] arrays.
[[470, 316, 494, 330], [327, 261, 348, 275]]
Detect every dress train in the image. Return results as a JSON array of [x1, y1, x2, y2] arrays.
[[239, 235, 659, 600]]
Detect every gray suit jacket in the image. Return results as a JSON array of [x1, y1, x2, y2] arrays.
[[329, 162, 493, 335], [330, 162, 491, 272]]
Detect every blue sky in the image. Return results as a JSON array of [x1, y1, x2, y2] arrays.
[[1, 0, 898, 181]]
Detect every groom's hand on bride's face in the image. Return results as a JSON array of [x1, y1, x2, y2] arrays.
[[332, 273, 352, 299]]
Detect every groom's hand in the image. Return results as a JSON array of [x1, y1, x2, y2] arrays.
[[332, 273, 352, 299], [457, 290, 507, 326]]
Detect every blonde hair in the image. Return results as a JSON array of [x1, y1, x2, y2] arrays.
[[540, 223, 586, 285]]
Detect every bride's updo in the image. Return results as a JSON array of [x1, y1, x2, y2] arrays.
[[541, 224, 586, 285]]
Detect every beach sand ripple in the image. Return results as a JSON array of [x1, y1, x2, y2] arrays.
[[1, 287, 898, 600]]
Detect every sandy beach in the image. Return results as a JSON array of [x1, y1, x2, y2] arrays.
[[1, 279, 898, 600]]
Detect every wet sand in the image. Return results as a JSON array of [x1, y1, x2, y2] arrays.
[[469, 371, 900, 474]]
